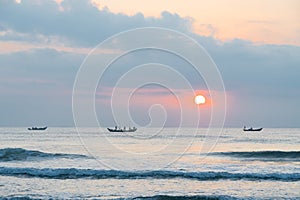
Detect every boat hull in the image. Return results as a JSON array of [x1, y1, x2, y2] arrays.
[[107, 128, 137, 132], [28, 127, 47, 131], [243, 128, 263, 132]]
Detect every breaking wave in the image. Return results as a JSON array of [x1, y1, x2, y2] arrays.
[[210, 151, 300, 161], [0, 167, 299, 181], [0, 148, 89, 162]]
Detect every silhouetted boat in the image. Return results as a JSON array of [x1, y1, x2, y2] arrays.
[[107, 127, 137, 132], [28, 126, 47, 131], [243, 126, 263, 132]]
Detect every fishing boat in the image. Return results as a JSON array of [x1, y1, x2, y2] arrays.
[[107, 126, 137, 132], [243, 126, 263, 132], [28, 126, 47, 131]]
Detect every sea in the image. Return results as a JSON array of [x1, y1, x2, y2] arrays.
[[0, 127, 299, 199]]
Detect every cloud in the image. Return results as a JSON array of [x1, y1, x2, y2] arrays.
[[0, 0, 192, 47], [0, 48, 83, 83], [210, 41, 300, 94], [0, 0, 299, 127], [195, 23, 218, 37]]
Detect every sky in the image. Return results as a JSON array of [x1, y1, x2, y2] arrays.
[[0, 0, 299, 127]]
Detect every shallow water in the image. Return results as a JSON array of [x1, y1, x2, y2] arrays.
[[0, 128, 299, 199]]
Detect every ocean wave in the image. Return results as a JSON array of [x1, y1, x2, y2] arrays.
[[133, 195, 237, 200], [0, 195, 238, 200], [2, 195, 299, 200], [210, 151, 300, 161], [133, 195, 300, 200], [0, 148, 89, 162], [0, 167, 299, 181]]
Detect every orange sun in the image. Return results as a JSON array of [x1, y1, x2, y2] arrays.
[[194, 95, 206, 105]]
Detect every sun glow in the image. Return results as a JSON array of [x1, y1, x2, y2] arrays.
[[194, 95, 206, 105]]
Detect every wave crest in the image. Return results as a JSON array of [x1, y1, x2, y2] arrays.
[[210, 151, 300, 161], [0, 148, 89, 162], [0, 167, 299, 181]]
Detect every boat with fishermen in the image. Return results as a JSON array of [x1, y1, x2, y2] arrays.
[[107, 126, 137, 132], [243, 126, 263, 132], [28, 126, 47, 131]]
